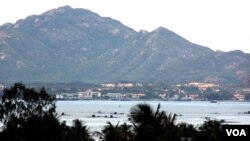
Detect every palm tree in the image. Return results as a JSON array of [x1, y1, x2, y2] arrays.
[[100, 121, 134, 141], [197, 119, 223, 141], [160, 112, 179, 141], [129, 103, 157, 141], [129, 103, 178, 141], [65, 119, 94, 141], [119, 123, 134, 141], [177, 122, 198, 141]]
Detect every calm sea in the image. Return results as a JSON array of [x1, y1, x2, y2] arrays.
[[56, 100, 250, 131]]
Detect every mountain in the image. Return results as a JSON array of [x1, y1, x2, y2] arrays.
[[0, 6, 250, 86]]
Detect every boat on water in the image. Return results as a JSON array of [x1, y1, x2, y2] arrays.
[[210, 100, 217, 103], [179, 96, 192, 101]]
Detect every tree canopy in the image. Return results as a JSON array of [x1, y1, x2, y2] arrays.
[[0, 82, 56, 125], [0, 82, 93, 141]]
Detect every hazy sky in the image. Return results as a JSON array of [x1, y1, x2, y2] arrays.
[[0, 0, 250, 53]]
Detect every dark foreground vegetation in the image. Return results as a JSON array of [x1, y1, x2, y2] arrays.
[[0, 83, 225, 141]]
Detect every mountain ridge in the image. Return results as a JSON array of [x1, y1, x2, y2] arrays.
[[0, 6, 249, 86]]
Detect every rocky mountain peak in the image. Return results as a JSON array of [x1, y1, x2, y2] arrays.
[[0, 6, 249, 86], [44, 5, 74, 15], [153, 26, 170, 32]]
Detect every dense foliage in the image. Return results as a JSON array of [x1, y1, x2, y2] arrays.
[[0, 83, 225, 141], [0, 83, 93, 141]]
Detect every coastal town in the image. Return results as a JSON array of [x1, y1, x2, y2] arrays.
[[22, 82, 250, 101], [1, 82, 250, 101]]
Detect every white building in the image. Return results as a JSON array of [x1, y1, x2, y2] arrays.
[[135, 83, 143, 87], [106, 93, 123, 99], [117, 83, 133, 88], [78, 90, 93, 100], [101, 83, 116, 88], [57, 93, 78, 100], [131, 93, 146, 99], [92, 91, 101, 97]]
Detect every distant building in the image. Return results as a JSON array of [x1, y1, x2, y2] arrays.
[[56, 94, 63, 99], [131, 93, 146, 99], [135, 83, 143, 87], [106, 93, 123, 100], [170, 95, 179, 101], [78, 90, 93, 100], [57, 93, 78, 100], [101, 83, 116, 88], [188, 82, 218, 91], [158, 93, 167, 99], [233, 93, 245, 101], [117, 83, 134, 88], [189, 94, 199, 100], [242, 88, 250, 94], [92, 91, 101, 97]]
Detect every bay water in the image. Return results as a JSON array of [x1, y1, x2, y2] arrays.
[[56, 100, 250, 131]]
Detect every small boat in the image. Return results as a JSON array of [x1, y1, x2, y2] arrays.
[[243, 111, 250, 114], [210, 100, 217, 103]]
